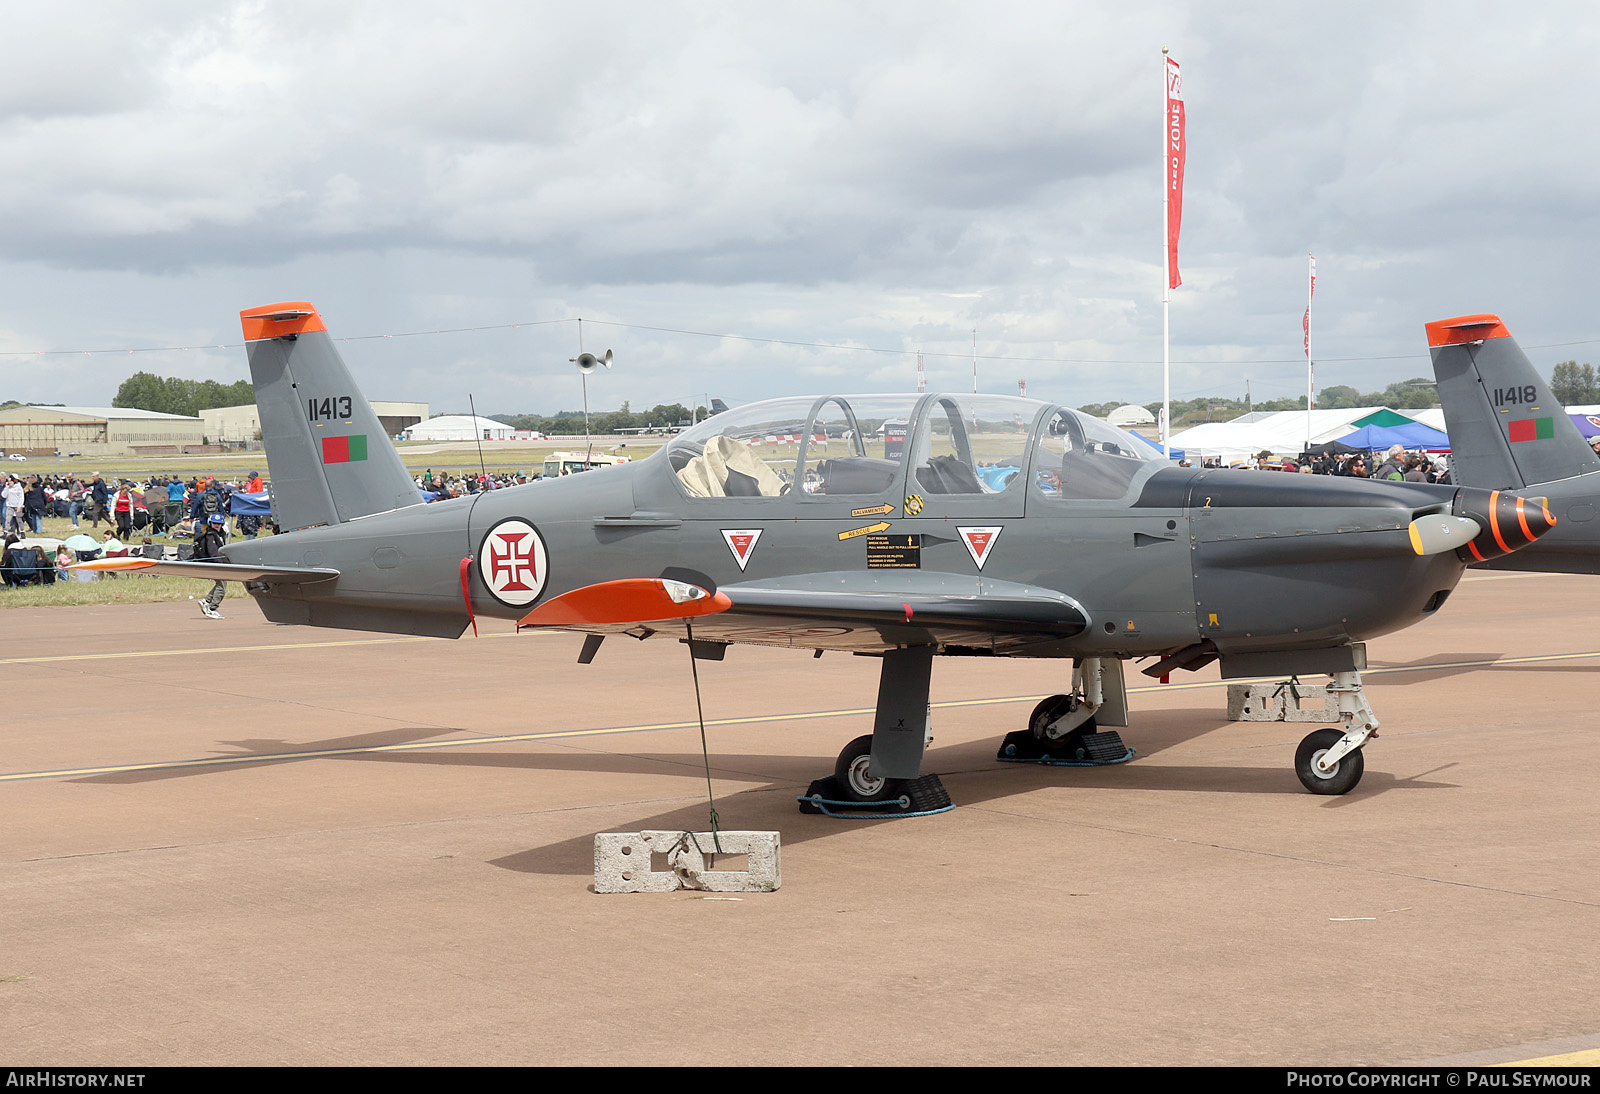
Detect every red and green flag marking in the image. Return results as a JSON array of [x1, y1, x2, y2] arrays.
[[1507, 418, 1554, 443], [322, 434, 368, 464]]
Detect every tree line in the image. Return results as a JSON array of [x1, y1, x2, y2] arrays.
[[1550, 361, 1598, 405], [1080, 377, 1439, 430], [488, 401, 706, 435], [113, 372, 256, 417]]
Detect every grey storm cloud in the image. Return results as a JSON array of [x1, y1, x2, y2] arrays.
[[2, 1, 1598, 415]]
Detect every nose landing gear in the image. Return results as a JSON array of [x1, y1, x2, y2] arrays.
[[1293, 670, 1379, 795]]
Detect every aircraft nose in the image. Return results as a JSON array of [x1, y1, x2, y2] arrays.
[[1451, 487, 1556, 561]]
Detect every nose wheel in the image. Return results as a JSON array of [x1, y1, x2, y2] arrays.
[[1295, 727, 1365, 795]]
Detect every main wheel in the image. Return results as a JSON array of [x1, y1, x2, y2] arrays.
[[1295, 728, 1364, 795], [999, 697, 1099, 760], [1030, 695, 1097, 757], [833, 735, 906, 803]]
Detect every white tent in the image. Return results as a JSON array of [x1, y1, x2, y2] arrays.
[[404, 415, 517, 441], [1169, 408, 1423, 462], [1106, 404, 1156, 427], [1410, 409, 1448, 432]]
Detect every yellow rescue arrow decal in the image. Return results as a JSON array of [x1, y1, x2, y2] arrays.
[[838, 521, 892, 541]]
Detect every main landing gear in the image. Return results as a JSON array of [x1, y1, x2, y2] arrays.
[[996, 658, 1134, 766], [1292, 670, 1379, 796], [799, 646, 953, 817]]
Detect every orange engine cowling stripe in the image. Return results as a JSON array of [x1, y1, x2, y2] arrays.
[[1516, 498, 1534, 543], [1467, 539, 1487, 562], [1488, 490, 1512, 554]]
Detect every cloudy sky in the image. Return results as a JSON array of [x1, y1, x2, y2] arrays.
[[1, 1, 1596, 418]]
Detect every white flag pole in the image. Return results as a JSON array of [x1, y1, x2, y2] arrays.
[[1161, 46, 1171, 458], [1305, 253, 1315, 454]]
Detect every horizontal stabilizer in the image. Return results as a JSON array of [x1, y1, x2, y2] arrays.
[[70, 558, 339, 583]]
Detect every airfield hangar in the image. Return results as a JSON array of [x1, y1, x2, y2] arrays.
[[0, 405, 207, 457]]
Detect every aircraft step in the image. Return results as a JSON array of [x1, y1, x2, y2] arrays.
[[797, 773, 953, 818]]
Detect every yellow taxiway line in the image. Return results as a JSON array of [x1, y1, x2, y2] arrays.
[[1502, 1048, 1600, 1066], [4, 647, 1600, 784]]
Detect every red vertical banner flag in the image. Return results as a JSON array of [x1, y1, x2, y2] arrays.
[[1305, 255, 1318, 355], [1303, 255, 1317, 356], [1166, 56, 1186, 290]]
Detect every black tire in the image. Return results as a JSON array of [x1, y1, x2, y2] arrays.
[[1025, 694, 1098, 759], [1295, 728, 1364, 795], [833, 735, 906, 803]]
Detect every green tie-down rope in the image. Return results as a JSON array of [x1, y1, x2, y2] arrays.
[[684, 617, 722, 853], [1272, 675, 1303, 707]]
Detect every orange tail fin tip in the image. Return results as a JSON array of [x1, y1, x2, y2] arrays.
[[240, 301, 327, 341]]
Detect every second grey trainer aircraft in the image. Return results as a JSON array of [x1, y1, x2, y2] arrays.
[[84, 302, 1557, 807], [1429, 313, 1600, 575]]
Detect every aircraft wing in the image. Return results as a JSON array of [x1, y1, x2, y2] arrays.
[[525, 571, 1088, 653], [71, 558, 340, 583]]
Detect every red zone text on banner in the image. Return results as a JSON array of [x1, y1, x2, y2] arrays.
[[1304, 255, 1317, 357], [1166, 56, 1185, 291]]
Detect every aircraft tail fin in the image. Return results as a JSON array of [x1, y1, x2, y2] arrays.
[[1427, 314, 1599, 489], [241, 303, 422, 530]]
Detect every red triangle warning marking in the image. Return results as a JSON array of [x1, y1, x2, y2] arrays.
[[721, 528, 763, 571], [957, 526, 1002, 570]]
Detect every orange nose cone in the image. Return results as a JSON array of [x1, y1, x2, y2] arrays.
[[1455, 489, 1556, 562]]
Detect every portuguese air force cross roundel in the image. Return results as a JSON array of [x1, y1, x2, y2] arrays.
[[479, 518, 549, 608]]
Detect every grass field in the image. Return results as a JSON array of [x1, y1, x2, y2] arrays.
[[0, 573, 249, 609], [1, 513, 254, 610]]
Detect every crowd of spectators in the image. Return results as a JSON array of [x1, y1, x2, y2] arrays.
[[0, 470, 270, 589], [418, 468, 539, 499], [1178, 445, 1455, 484], [0, 470, 267, 538]]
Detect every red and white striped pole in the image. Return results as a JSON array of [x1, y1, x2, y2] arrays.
[[1304, 253, 1317, 452], [1162, 49, 1185, 458]]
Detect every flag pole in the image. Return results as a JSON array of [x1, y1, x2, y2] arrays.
[[1305, 253, 1315, 454], [1161, 46, 1171, 458]]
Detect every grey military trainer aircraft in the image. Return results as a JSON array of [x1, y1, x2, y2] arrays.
[[1429, 314, 1600, 575], [84, 302, 1556, 807]]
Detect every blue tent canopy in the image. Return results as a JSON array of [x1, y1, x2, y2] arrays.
[[1569, 412, 1600, 439], [1129, 431, 1184, 461], [1338, 422, 1450, 452], [228, 490, 272, 517]]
